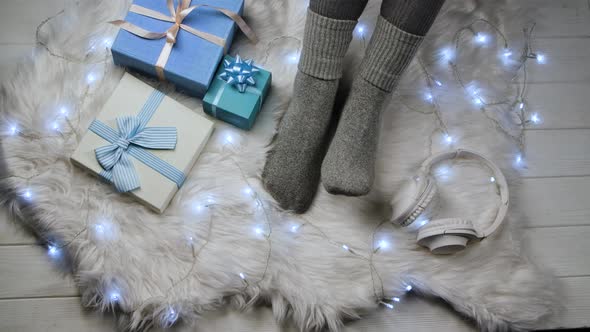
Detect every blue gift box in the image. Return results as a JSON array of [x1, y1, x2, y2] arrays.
[[203, 55, 272, 130], [111, 0, 244, 98]]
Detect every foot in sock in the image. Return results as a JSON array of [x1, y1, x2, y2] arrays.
[[262, 9, 357, 213], [322, 16, 424, 196], [262, 71, 338, 213], [321, 77, 388, 196]]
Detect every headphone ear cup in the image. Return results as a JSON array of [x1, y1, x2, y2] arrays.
[[417, 218, 478, 254]]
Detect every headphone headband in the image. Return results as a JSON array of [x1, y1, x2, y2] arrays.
[[419, 149, 509, 237]]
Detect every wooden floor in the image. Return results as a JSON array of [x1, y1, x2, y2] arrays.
[[1, 0, 589, 331]]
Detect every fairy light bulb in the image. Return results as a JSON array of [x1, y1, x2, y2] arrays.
[[51, 121, 60, 131], [424, 93, 433, 102], [254, 226, 264, 236], [530, 112, 541, 124], [392, 297, 400, 302], [86, 72, 97, 84], [287, 52, 300, 64], [405, 285, 413, 291], [355, 24, 366, 37], [342, 244, 349, 251], [22, 189, 33, 201], [444, 134, 454, 144], [474, 33, 488, 44], [164, 307, 178, 326], [383, 302, 394, 309], [239, 272, 246, 280], [536, 53, 546, 64], [109, 290, 120, 302], [47, 245, 60, 257], [503, 48, 512, 57], [490, 176, 496, 183], [440, 47, 455, 62], [434, 79, 443, 87], [515, 154, 524, 166], [9, 124, 18, 135], [519, 102, 525, 110], [290, 224, 300, 233], [59, 106, 69, 116], [377, 239, 389, 250]]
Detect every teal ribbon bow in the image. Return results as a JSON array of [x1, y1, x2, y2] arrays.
[[88, 90, 185, 192], [219, 55, 259, 93]]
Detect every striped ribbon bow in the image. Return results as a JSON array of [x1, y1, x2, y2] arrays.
[[89, 90, 185, 193]]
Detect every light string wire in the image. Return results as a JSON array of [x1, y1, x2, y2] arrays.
[[0, 5, 543, 324]]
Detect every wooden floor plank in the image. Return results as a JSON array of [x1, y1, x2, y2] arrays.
[[0, 297, 116, 332], [523, 38, 590, 83], [523, 129, 590, 178], [1, 276, 588, 331], [524, 226, 590, 277], [0, 245, 78, 298], [523, 0, 590, 38], [519, 177, 590, 228], [521, 82, 590, 130], [0, 209, 36, 245]]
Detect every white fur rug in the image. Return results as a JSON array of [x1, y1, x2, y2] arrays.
[[0, 0, 558, 331]]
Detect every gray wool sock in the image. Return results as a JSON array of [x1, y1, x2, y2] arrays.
[[262, 10, 356, 213], [322, 16, 424, 196]]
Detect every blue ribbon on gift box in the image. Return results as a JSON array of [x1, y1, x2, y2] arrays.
[[88, 90, 185, 192]]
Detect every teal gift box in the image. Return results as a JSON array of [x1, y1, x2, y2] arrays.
[[203, 55, 271, 130]]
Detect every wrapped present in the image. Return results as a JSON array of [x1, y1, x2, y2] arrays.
[[71, 73, 214, 213], [111, 0, 257, 97], [203, 55, 272, 130]]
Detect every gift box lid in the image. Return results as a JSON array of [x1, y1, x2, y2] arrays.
[[203, 55, 272, 130], [71, 73, 214, 213], [111, 0, 244, 97]]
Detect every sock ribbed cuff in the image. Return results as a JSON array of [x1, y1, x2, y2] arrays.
[[298, 9, 357, 80], [359, 16, 424, 92]]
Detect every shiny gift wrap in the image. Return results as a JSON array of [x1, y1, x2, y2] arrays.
[[111, 0, 247, 97], [203, 55, 271, 130], [71, 73, 214, 213]]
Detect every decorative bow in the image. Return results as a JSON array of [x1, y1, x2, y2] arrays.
[[219, 55, 259, 93], [110, 0, 258, 81], [92, 116, 177, 193]]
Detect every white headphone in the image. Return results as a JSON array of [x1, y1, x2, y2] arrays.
[[390, 149, 509, 255]]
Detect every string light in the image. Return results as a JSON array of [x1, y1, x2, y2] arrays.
[[163, 306, 178, 327], [286, 52, 300, 64], [434, 79, 443, 87], [9, 124, 18, 135], [530, 112, 541, 124], [392, 297, 400, 302], [424, 92, 433, 102], [377, 239, 389, 250], [535, 53, 546, 64], [51, 121, 60, 131], [382, 302, 394, 309], [239, 272, 246, 280], [290, 224, 300, 233], [59, 106, 68, 116], [86, 72, 97, 84], [109, 290, 120, 302], [47, 244, 60, 257], [490, 176, 496, 183], [474, 33, 488, 45], [342, 244, 349, 251], [254, 226, 264, 236], [443, 134, 454, 144], [242, 186, 253, 196], [405, 285, 413, 292], [21, 189, 33, 201], [502, 48, 512, 57], [440, 47, 455, 62], [515, 154, 524, 166], [355, 24, 366, 37]]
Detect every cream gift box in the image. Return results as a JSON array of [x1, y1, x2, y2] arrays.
[[71, 73, 214, 213]]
